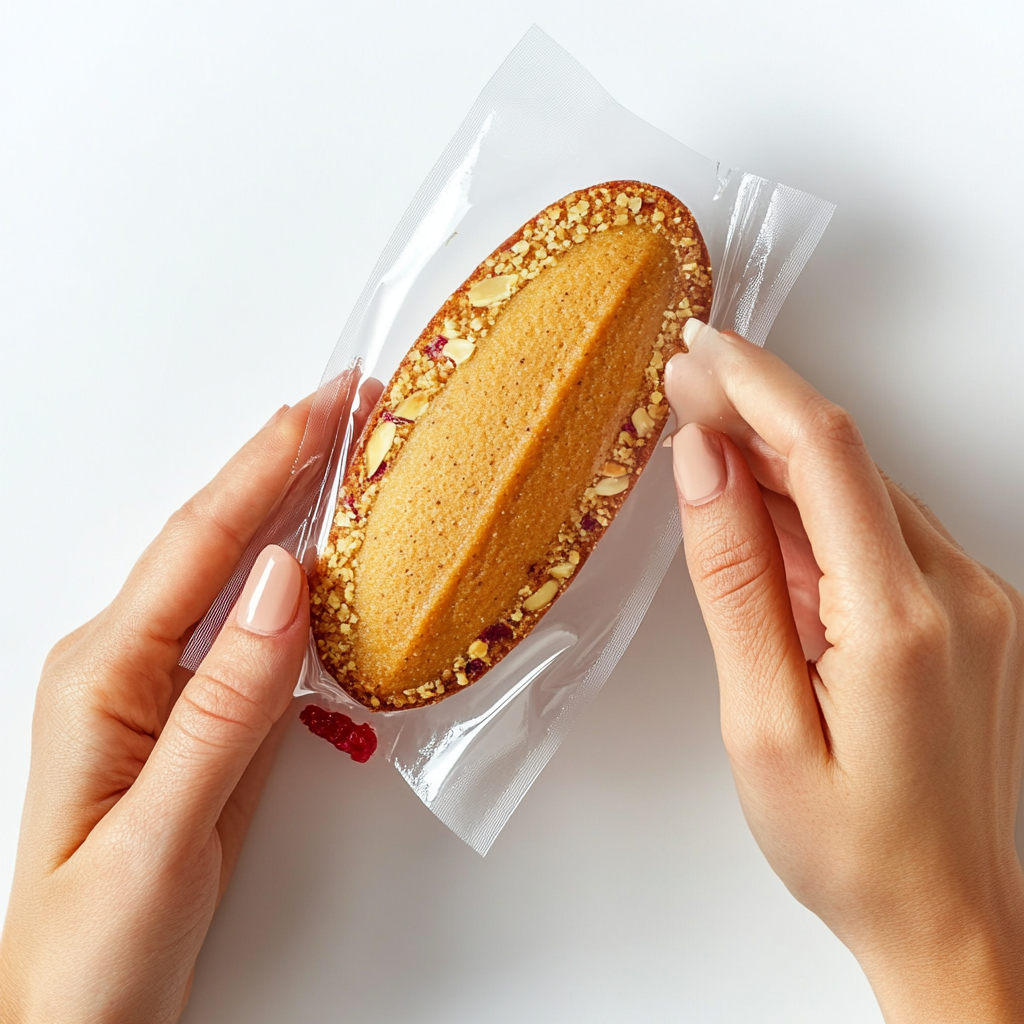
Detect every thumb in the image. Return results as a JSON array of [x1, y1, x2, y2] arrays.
[[672, 423, 825, 768], [124, 545, 308, 841]]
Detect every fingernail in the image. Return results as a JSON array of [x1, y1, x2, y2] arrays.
[[260, 405, 290, 431], [236, 545, 303, 634], [682, 317, 728, 349], [673, 423, 726, 505], [682, 317, 704, 348]]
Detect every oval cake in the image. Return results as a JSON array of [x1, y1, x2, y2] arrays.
[[311, 181, 712, 711]]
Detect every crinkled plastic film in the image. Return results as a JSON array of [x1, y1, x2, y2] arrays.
[[181, 26, 835, 855]]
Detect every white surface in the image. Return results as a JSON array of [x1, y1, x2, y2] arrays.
[[2, 2, 1022, 1021]]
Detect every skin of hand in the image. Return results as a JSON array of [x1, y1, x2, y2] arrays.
[[0, 379, 378, 1024], [666, 321, 1024, 1023]]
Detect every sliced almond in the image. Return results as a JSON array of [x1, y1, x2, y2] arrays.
[[442, 338, 476, 365], [595, 476, 629, 497], [549, 562, 575, 579], [601, 461, 627, 477], [365, 420, 396, 477], [468, 274, 518, 307], [523, 579, 559, 612], [467, 639, 488, 659], [632, 407, 656, 437], [394, 393, 429, 421]]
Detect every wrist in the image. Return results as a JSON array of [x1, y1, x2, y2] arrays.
[[853, 861, 1024, 1023]]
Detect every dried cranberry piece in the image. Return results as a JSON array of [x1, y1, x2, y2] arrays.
[[622, 420, 637, 435], [465, 658, 487, 680], [381, 409, 412, 425], [479, 622, 513, 644], [299, 704, 377, 763], [580, 514, 598, 531], [425, 335, 448, 360]]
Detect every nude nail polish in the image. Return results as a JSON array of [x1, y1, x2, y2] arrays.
[[682, 317, 706, 348], [673, 422, 726, 506], [236, 545, 303, 634]]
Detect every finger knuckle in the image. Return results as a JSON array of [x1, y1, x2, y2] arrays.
[[176, 667, 272, 748], [798, 399, 865, 458], [693, 523, 775, 616], [1006, 582, 1024, 632], [721, 703, 804, 782], [166, 495, 248, 553], [42, 631, 80, 673], [894, 591, 950, 660], [38, 621, 100, 701], [961, 566, 1018, 648]]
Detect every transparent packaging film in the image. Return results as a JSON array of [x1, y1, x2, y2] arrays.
[[181, 26, 835, 854]]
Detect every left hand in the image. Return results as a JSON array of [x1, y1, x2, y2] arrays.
[[0, 401, 314, 1024]]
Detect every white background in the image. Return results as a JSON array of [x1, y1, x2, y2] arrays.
[[2, 2, 1023, 1021]]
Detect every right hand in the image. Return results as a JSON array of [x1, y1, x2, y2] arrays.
[[665, 321, 1024, 1023]]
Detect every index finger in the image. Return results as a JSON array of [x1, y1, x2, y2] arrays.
[[104, 395, 315, 672], [666, 322, 922, 634]]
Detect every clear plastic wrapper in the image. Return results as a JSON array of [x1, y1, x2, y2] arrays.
[[181, 26, 835, 854]]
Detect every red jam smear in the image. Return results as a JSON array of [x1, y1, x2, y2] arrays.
[[299, 705, 377, 763]]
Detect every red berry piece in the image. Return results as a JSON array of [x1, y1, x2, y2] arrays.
[[580, 514, 598, 531], [425, 335, 448, 360], [479, 622, 513, 644], [465, 658, 487, 680], [299, 704, 377, 763]]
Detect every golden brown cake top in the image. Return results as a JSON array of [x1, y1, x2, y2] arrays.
[[312, 182, 712, 711]]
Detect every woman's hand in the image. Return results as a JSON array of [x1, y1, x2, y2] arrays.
[[0, 402, 314, 1024], [666, 322, 1024, 1023]]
